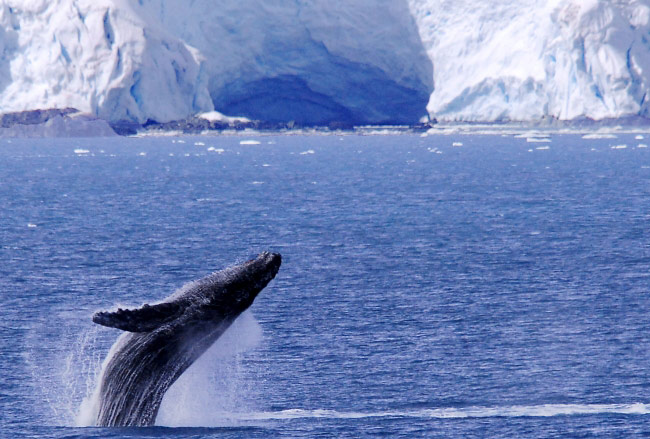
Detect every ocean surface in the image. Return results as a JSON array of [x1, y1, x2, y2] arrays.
[[1, 132, 650, 438]]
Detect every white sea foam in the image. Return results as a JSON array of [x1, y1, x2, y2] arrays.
[[160, 403, 650, 425]]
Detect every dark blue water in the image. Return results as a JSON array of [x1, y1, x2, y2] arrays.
[[1, 133, 650, 438]]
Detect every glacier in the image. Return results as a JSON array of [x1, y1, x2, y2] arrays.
[[0, 0, 649, 127], [409, 0, 650, 121]]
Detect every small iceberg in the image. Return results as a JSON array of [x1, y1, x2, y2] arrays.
[[240, 139, 261, 145], [300, 150, 315, 155], [527, 137, 551, 143], [74, 148, 90, 154], [611, 144, 627, 149], [582, 133, 617, 139]]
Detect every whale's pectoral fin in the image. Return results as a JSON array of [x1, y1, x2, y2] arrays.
[[92, 302, 184, 332]]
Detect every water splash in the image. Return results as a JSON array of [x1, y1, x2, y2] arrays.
[[155, 311, 263, 426], [25, 323, 107, 426]]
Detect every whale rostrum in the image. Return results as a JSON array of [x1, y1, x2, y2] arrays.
[[90, 251, 281, 427]]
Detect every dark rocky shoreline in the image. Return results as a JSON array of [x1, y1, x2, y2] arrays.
[[1, 108, 649, 138]]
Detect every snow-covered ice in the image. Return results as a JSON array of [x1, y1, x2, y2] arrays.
[[0, 0, 649, 125]]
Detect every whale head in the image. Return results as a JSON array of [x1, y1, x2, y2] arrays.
[[204, 251, 282, 313]]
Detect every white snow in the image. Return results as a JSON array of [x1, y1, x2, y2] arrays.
[[408, 0, 650, 121], [0, 0, 648, 124], [197, 111, 250, 124]]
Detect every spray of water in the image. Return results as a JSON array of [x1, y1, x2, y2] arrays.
[[25, 322, 106, 426], [155, 311, 263, 426]]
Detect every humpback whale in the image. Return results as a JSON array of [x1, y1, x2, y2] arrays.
[[90, 251, 281, 427]]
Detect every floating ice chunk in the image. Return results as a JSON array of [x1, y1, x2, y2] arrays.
[[300, 150, 315, 155], [74, 148, 89, 154], [528, 149, 533, 152], [638, 144, 648, 148], [452, 141, 463, 146], [177, 140, 186, 144], [194, 142, 205, 146], [251, 181, 264, 185], [527, 137, 551, 143], [611, 144, 627, 149], [514, 131, 548, 139], [27, 223, 37, 228], [139, 152, 147, 156], [535, 146, 550, 150], [635, 135, 644, 140], [240, 140, 261, 145], [262, 164, 271, 167], [582, 133, 617, 139], [436, 150, 443, 154], [420, 133, 428, 137], [207, 147, 225, 153]]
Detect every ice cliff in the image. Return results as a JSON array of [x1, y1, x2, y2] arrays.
[[409, 0, 650, 121], [0, 0, 649, 125]]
